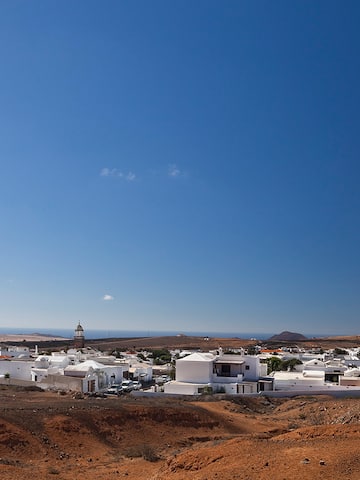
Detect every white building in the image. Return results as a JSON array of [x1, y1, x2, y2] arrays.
[[0, 358, 34, 381], [272, 359, 351, 391], [31, 354, 71, 382], [0, 348, 132, 393], [164, 352, 270, 395], [0, 346, 30, 358], [272, 370, 326, 391], [37, 358, 128, 393]]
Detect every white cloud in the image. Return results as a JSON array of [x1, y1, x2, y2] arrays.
[[102, 294, 114, 301], [100, 168, 120, 177], [168, 164, 181, 177], [100, 168, 135, 181]]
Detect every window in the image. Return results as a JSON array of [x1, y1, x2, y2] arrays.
[[220, 364, 231, 376], [245, 365, 250, 370]]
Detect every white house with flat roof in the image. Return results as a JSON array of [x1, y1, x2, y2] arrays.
[[164, 352, 270, 395]]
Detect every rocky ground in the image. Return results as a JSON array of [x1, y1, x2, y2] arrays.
[[0, 386, 360, 479]]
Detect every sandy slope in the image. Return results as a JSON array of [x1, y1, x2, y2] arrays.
[[0, 387, 359, 479], [0, 334, 70, 342]]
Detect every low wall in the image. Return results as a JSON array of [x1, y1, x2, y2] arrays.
[[0, 378, 36, 388], [42, 374, 83, 392], [260, 388, 360, 398]]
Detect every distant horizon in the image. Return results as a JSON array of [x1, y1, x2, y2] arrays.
[[0, 326, 356, 341]]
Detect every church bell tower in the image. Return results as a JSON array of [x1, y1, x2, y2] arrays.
[[74, 322, 85, 349]]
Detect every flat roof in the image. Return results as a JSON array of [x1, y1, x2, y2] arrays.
[[214, 359, 244, 365]]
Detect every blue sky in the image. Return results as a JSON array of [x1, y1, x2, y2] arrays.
[[1, 1, 360, 336]]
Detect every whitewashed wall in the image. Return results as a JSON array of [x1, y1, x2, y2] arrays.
[[176, 358, 213, 383], [0, 359, 34, 381]]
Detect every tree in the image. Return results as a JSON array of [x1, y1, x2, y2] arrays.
[[246, 346, 257, 355], [266, 357, 302, 373], [282, 358, 302, 371], [266, 356, 283, 374], [149, 349, 171, 364], [334, 348, 347, 356]]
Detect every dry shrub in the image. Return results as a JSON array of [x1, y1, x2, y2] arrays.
[[48, 466, 60, 475], [125, 444, 159, 462]]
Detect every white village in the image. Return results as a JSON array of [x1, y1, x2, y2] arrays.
[[1, 323, 360, 398]]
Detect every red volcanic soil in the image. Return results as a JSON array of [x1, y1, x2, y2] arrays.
[[0, 387, 360, 479]]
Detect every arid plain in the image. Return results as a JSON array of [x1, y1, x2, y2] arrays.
[[0, 387, 360, 480]]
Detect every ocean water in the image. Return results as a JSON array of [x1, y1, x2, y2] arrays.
[[0, 327, 277, 340]]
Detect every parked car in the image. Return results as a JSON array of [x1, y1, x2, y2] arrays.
[[155, 375, 171, 384], [132, 381, 142, 390], [105, 384, 123, 396], [121, 380, 134, 392]]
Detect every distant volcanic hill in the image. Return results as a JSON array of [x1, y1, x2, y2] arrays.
[[268, 331, 308, 342]]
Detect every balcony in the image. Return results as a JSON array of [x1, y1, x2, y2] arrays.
[[212, 373, 244, 383]]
